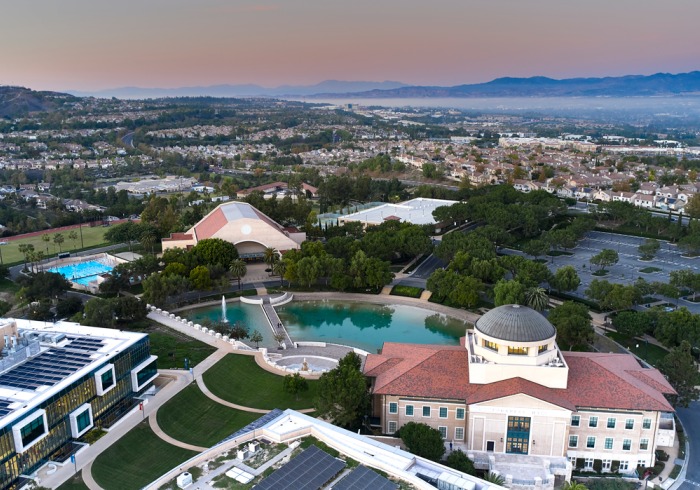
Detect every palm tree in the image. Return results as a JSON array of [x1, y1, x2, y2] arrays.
[[53, 233, 65, 253], [263, 247, 279, 275], [525, 287, 549, 312], [483, 473, 506, 486], [41, 233, 50, 256], [139, 229, 158, 254], [18, 244, 33, 271], [272, 260, 287, 287], [68, 230, 79, 250], [562, 481, 588, 490], [229, 259, 247, 291]]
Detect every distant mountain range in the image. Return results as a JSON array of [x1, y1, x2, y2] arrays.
[[68, 80, 409, 99], [315, 71, 700, 98]]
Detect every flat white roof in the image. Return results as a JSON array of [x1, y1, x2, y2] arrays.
[[339, 198, 458, 226], [0, 318, 147, 427]]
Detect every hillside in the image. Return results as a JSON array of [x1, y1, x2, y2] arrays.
[[0, 86, 78, 117]]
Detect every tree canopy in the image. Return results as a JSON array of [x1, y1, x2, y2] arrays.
[[398, 422, 445, 462], [315, 352, 369, 430]]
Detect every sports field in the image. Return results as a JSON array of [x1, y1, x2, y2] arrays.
[[0, 225, 109, 265]]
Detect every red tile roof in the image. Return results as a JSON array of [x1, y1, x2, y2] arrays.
[[365, 342, 675, 412]]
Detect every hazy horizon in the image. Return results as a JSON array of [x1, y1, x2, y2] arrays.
[[2, 0, 699, 92]]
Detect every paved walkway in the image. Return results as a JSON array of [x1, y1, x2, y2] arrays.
[[40, 369, 193, 490]]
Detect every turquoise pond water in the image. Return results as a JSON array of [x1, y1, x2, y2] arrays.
[[49, 260, 114, 286], [187, 300, 466, 352]]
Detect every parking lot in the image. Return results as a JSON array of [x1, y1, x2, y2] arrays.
[[509, 230, 700, 313]]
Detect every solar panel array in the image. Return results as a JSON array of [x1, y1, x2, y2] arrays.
[[254, 445, 345, 490], [0, 399, 12, 417], [0, 348, 93, 391], [333, 466, 399, 490], [218, 409, 283, 445], [64, 337, 103, 352]]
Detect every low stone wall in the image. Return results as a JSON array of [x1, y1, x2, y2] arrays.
[[240, 296, 263, 305], [270, 292, 293, 306], [146, 304, 254, 351]]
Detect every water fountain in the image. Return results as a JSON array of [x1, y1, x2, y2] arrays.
[[301, 358, 309, 371], [221, 296, 228, 323]]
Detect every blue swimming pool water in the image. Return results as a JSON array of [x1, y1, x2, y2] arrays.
[[49, 260, 114, 286]]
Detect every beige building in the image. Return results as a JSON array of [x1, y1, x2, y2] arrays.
[[161, 201, 304, 259], [364, 305, 676, 487]]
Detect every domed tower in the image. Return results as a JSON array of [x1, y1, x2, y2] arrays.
[[467, 305, 569, 389]]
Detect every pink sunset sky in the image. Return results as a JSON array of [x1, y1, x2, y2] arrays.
[[1, 0, 698, 91]]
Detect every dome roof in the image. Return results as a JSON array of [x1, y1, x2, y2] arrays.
[[475, 305, 555, 343]]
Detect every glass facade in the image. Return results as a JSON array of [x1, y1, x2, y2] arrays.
[[0, 335, 153, 490], [135, 359, 158, 388], [76, 410, 91, 433], [101, 370, 115, 390], [20, 415, 46, 448]]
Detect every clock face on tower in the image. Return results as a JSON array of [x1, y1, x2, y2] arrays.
[[241, 224, 252, 235]]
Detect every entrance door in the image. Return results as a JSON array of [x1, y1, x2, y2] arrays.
[[506, 416, 531, 454], [486, 440, 495, 452]]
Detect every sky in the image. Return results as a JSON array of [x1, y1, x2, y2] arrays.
[[1, 0, 699, 91]]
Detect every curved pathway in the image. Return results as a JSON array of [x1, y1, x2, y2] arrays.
[[148, 410, 208, 452]]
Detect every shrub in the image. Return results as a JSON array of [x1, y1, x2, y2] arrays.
[[593, 459, 603, 473], [669, 464, 681, 479], [611, 460, 620, 473], [391, 285, 423, 298], [655, 449, 669, 462], [576, 458, 585, 470], [651, 461, 665, 475]]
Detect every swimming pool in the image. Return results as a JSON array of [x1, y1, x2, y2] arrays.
[[49, 260, 114, 286]]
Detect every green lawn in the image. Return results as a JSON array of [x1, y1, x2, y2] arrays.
[[157, 384, 260, 447], [203, 354, 319, 410], [605, 331, 669, 366], [57, 472, 90, 490], [92, 422, 197, 490], [1, 225, 109, 265], [125, 320, 216, 369]]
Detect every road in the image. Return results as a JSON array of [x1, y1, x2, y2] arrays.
[[121, 131, 135, 149], [675, 401, 700, 490]]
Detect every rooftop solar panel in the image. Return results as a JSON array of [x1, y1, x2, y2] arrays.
[[0, 347, 92, 390], [333, 466, 398, 490], [0, 400, 12, 417], [254, 445, 345, 490]]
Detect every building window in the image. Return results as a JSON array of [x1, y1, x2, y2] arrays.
[[455, 427, 464, 440], [388, 421, 397, 434], [589, 416, 598, 428], [603, 460, 612, 470], [623, 439, 632, 451], [389, 402, 398, 414], [642, 418, 652, 429], [607, 418, 616, 429], [637, 460, 647, 468], [508, 346, 528, 356], [422, 406, 431, 417], [456, 408, 465, 420], [625, 419, 634, 430], [584, 459, 594, 470], [569, 435, 578, 448], [587, 437, 596, 449], [571, 415, 580, 427], [484, 340, 499, 351], [439, 426, 447, 439], [619, 461, 629, 471], [569, 457, 577, 465], [439, 407, 448, 418], [538, 344, 548, 353], [406, 405, 414, 416], [640, 438, 649, 451], [605, 438, 613, 450], [506, 416, 531, 455]]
